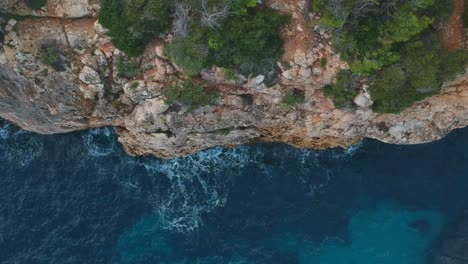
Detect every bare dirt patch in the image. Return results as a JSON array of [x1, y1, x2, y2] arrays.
[[266, 0, 316, 62], [438, 0, 465, 51]]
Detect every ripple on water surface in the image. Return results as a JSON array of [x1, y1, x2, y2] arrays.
[[0, 122, 467, 264]]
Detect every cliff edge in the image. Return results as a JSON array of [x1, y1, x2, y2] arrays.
[[0, 0, 467, 158]]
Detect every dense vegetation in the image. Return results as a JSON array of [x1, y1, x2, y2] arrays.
[[26, 0, 47, 10], [99, 0, 289, 78], [163, 81, 219, 110], [315, 0, 467, 112], [166, 0, 289, 79], [323, 71, 358, 108], [99, 0, 172, 56]]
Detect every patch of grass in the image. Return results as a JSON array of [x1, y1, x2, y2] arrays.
[[130, 82, 140, 89], [26, 0, 47, 10], [282, 90, 305, 106], [163, 81, 219, 110], [320, 58, 328, 68]]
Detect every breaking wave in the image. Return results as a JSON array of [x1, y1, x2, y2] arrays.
[[0, 123, 43, 167], [82, 127, 116, 157], [110, 142, 363, 233]]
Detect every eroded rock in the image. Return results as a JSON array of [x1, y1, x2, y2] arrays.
[[0, 4, 467, 159]]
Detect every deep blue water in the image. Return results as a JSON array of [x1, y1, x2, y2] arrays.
[[0, 122, 467, 264]]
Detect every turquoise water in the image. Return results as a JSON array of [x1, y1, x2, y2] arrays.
[[0, 122, 467, 263], [297, 202, 443, 263]]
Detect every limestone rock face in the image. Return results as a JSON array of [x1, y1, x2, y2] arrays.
[[46, 0, 95, 18], [0, 1, 467, 158], [0, 0, 17, 11], [353, 90, 373, 109]]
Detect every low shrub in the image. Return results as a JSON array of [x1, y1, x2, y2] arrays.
[[40, 47, 65, 71], [320, 58, 328, 68], [163, 81, 218, 110], [282, 90, 305, 106], [116, 57, 140, 79], [323, 71, 358, 108]]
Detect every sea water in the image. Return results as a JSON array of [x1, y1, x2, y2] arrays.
[[0, 122, 467, 264]]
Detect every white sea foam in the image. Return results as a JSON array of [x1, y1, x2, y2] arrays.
[[82, 127, 116, 157], [135, 147, 261, 233], [0, 126, 11, 140], [0, 125, 44, 167], [114, 142, 365, 233]]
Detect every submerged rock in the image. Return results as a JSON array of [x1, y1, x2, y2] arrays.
[[431, 210, 468, 264]]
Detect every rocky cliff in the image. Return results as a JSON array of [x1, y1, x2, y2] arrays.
[[0, 0, 467, 158]]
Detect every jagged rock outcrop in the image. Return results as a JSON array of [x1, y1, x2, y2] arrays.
[[0, 0, 467, 158]]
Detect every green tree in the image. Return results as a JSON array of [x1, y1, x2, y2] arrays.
[[165, 26, 209, 76], [323, 71, 358, 108], [99, 0, 172, 56]]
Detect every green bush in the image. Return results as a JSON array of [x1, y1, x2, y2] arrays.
[[317, 0, 440, 75], [370, 34, 467, 113], [282, 90, 305, 106], [320, 58, 328, 68], [99, 0, 171, 57], [165, 26, 209, 76], [163, 81, 219, 110], [41, 47, 65, 71], [323, 71, 358, 108], [116, 57, 140, 79], [26, 0, 47, 10], [315, 0, 467, 112], [166, 2, 289, 79], [441, 51, 468, 80], [369, 65, 414, 113], [207, 8, 289, 76]]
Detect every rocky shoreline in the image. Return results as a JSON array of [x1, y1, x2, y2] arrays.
[[0, 0, 467, 158]]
